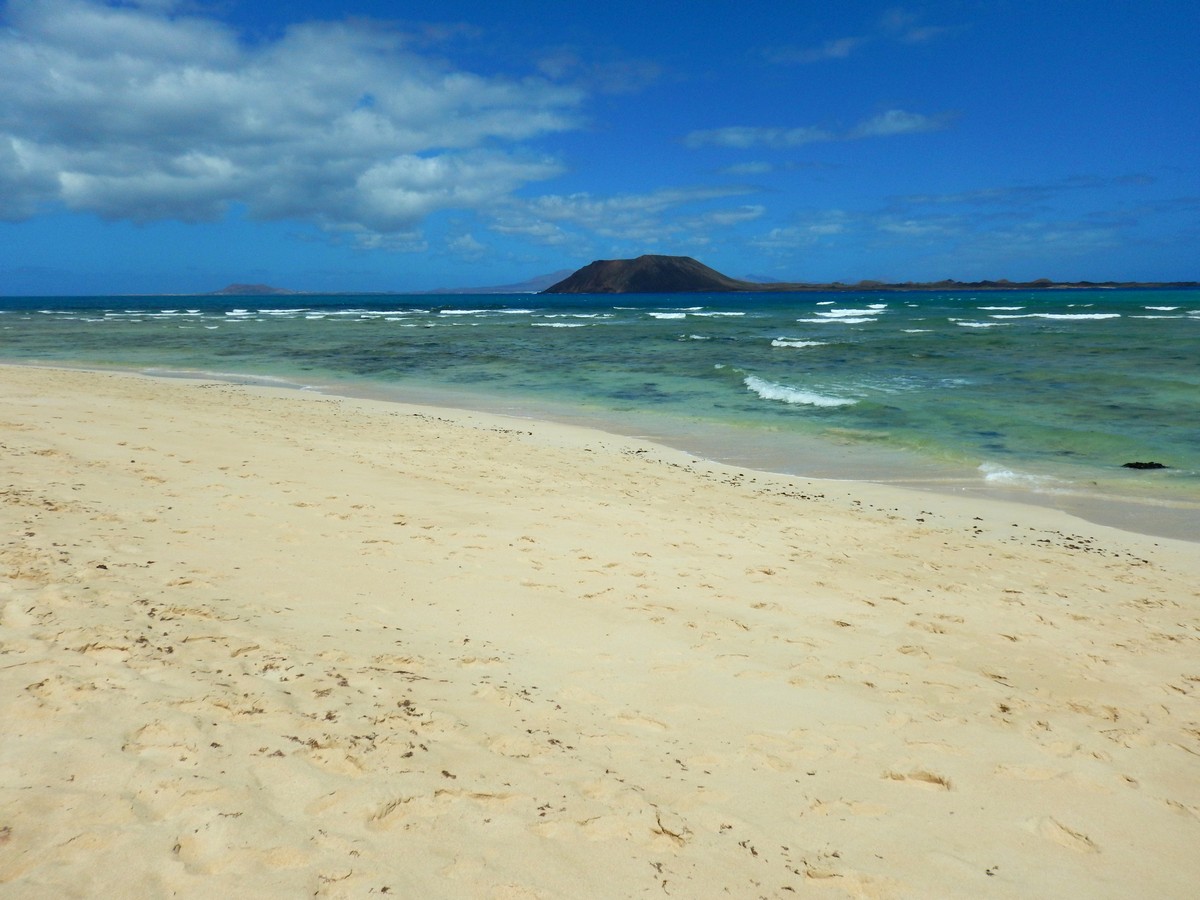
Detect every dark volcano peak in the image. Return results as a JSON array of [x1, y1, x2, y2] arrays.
[[542, 255, 753, 294]]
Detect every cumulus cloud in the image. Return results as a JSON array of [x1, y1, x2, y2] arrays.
[[447, 232, 489, 258], [685, 110, 948, 149], [0, 0, 581, 239]]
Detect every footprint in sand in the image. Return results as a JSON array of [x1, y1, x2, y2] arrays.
[[883, 769, 953, 790], [1029, 816, 1099, 853], [614, 710, 668, 731], [122, 719, 204, 763], [367, 789, 516, 831]]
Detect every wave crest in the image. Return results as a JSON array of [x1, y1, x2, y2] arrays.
[[744, 375, 856, 407]]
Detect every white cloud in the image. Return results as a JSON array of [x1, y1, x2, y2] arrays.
[[492, 186, 759, 246], [535, 49, 661, 94], [349, 230, 429, 253], [719, 161, 774, 176], [686, 204, 766, 227], [763, 36, 866, 65], [685, 110, 948, 150], [875, 216, 957, 238], [764, 9, 952, 66], [878, 9, 954, 44], [0, 0, 582, 240], [751, 215, 851, 250], [684, 126, 835, 150], [850, 109, 948, 138], [447, 232, 489, 258]]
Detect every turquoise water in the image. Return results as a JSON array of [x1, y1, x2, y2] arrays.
[[2, 290, 1198, 538]]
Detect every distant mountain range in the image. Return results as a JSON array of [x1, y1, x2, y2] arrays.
[[211, 283, 297, 296], [542, 255, 1200, 294], [210, 270, 574, 297]]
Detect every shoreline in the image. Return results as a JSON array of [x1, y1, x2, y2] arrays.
[[21, 358, 1199, 544], [3, 363, 1199, 897]]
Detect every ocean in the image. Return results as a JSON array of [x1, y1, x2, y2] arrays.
[[2, 289, 1198, 540]]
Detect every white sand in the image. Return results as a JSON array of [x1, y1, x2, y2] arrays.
[[2, 364, 1198, 898]]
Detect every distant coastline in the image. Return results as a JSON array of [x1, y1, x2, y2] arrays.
[[187, 260, 1200, 298], [539, 255, 1200, 295]]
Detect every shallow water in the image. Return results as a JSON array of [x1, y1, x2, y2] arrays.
[[3, 289, 1198, 539]]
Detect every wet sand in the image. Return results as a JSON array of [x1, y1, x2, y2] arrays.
[[2, 364, 1198, 898]]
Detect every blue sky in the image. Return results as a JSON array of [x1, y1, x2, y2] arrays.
[[1, 0, 1197, 294]]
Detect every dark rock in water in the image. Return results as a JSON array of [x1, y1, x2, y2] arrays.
[[1122, 461, 1168, 470]]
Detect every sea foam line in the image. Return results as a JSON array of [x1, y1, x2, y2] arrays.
[[815, 308, 883, 318], [978, 463, 1067, 492], [989, 313, 1121, 320], [744, 375, 856, 407], [796, 316, 876, 324], [771, 338, 826, 348]]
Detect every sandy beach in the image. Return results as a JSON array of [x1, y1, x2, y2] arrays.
[[2, 363, 1198, 898]]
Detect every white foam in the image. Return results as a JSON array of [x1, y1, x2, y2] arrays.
[[816, 308, 883, 318], [532, 322, 586, 327], [649, 312, 687, 319], [692, 311, 745, 317], [978, 463, 1065, 490], [440, 308, 532, 316], [978, 306, 1024, 311], [353, 309, 425, 318], [989, 313, 1120, 320], [1145, 306, 1179, 311], [744, 375, 856, 408], [795, 316, 876, 324], [771, 338, 826, 348], [955, 321, 1005, 328]]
